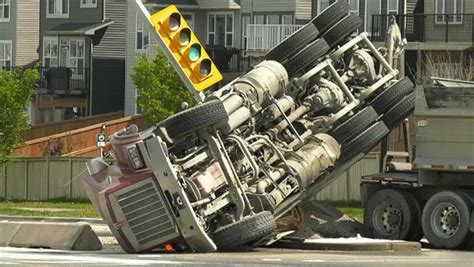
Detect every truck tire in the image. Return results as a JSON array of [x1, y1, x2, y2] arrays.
[[212, 211, 276, 250], [265, 1, 349, 63], [364, 189, 414, 240], [339, 121, 389, 163], [283, 38, 330, 78], [422, 191, 473, 249], [312, 1, 350, 34], [265, 24, 320, 63], [329, 106, 378, 143], [404, 192, 424, 241], [164, 100, 228, 139], [369, 77, 415, 114], [322, 14, 362, 49], [382, 92, 415, 130]]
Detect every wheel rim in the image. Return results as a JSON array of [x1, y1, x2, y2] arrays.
[[372, 201, 402, 235], [430, 202, 461, 238]]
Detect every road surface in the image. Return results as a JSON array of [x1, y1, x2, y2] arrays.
[[1, 246, 474, 266]]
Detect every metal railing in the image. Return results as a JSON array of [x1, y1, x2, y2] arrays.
[[246, 24, 304, 51], [371, 14, 474, 43], [38, 67, 90, 95]]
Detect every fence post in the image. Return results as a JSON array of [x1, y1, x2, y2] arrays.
[[3, 164, 6, 199], [46, 157, 50, 199], [69, 157, 73, 198], [24, 158, 29, 200], [445, 14, 449, 42]]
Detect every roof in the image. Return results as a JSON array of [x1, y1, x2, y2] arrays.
[[45, 19, 114, 36], [154, 0, 199, 6]]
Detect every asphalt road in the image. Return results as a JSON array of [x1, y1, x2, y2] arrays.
[[1, 246, 474, 266]]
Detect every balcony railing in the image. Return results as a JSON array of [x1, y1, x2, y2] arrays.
[[206, 46, 251, 73], [246, 24, 304, 51], [371, 14, 474, 43], [38, 67, 90, 95]]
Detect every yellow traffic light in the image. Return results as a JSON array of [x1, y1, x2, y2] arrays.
[[150, 5, 222, 92]]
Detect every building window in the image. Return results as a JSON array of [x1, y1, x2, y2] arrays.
[[182, 13, 195, 30], [47, 0, 69, 18], [242, 15, 250, 50], [317, 0, 331, 15], [80, 0, 97, 8], [282, 15, 293, 25], [136, 14, 149, 51], [59, 38, 85, 76], [0, 41, 12, 69], [436, 0, 463, 24], [266, 15, 279, 24], [347, 0, 359, 15], [208, 13, 233, 47], [388, 0, 398, 15], [0, 0, 10, 22], [43, 37, 58, 67]]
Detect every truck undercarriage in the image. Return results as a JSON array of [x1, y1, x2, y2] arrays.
[[82, 2, 416, 253]]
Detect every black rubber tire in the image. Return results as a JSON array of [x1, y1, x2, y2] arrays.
[[339, 121, 389, 163], [283, 38, 330, 78], [382, 92, 415, 130], [312, 1, 350, 34], [164, 100, 228, 139], [329, 106, 378, 143], [370, 77, 415, 114], [265, 23, 319, 63], [364, 189, 413, 240], [322, 14, 362, 48], [212, 211, 276, 250], [421, 191, 472, 249], [404, 192, 424, 241]]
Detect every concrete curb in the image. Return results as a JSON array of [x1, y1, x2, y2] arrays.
[[273, 238, 421, 252]]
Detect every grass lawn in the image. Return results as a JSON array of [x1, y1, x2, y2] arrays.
[[0, 198, 99, 218], [0, 198, 364, 222]]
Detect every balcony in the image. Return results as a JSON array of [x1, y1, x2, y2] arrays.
[[371, 14, 474, 44], [246, 24, 304, 52], [38, 67, 90, 95]]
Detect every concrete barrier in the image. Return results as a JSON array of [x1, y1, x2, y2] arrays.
[[0, 221, 102, 250]]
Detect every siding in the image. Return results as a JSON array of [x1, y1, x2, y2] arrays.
[[94, 0, 127, 58], [0, 0, 16, 65], [296, 0, 312, 21], [196, 0, 240, 10], [240, 0, 252, 14], [16, 0, 40, 66], [251, 0, 296, 12]]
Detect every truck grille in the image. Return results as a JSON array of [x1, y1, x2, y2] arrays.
[[114, 179, 177, 247]]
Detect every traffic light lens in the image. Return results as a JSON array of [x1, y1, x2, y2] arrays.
[[189, 44, 201, 62], [169, 13, 181, 31], [200, 59, 212, 77], [179, 29, 191, 46]]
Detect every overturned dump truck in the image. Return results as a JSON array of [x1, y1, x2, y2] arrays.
[[82, 2, 415, 252], [362, 77, 474, 250]]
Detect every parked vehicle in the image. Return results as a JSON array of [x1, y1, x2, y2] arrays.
[[362, 77, 474, 249], [82, 2, 415, 253]]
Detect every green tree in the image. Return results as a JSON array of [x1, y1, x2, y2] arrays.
[[131, 49, 194, 124], [0, 67, 38, 164]]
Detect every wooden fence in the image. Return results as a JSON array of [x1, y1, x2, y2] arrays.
[[15, 114, 150, 158], [21, 111, 124, 141], [0, 155, 380, 201]]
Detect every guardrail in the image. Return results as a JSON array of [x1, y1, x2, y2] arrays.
[[247, 24, 304, 51], [38, 67, 90, 95]]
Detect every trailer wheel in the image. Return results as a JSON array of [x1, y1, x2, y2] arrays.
[[422, 191, 473, 249], [364, 189, 414, 240], [312, 1, 350, 34], [369, 77, 415, 114], [322, 14, 362, 49], [382, 92, 416, 130], [339, 121, 389, 163], [329, 106, 378, 143], [283, 38, 330, 78], [164, 100, 228, 139], [212, 211, 276, 250]]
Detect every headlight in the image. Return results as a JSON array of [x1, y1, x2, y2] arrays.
[[127, 145, 144, 169]]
